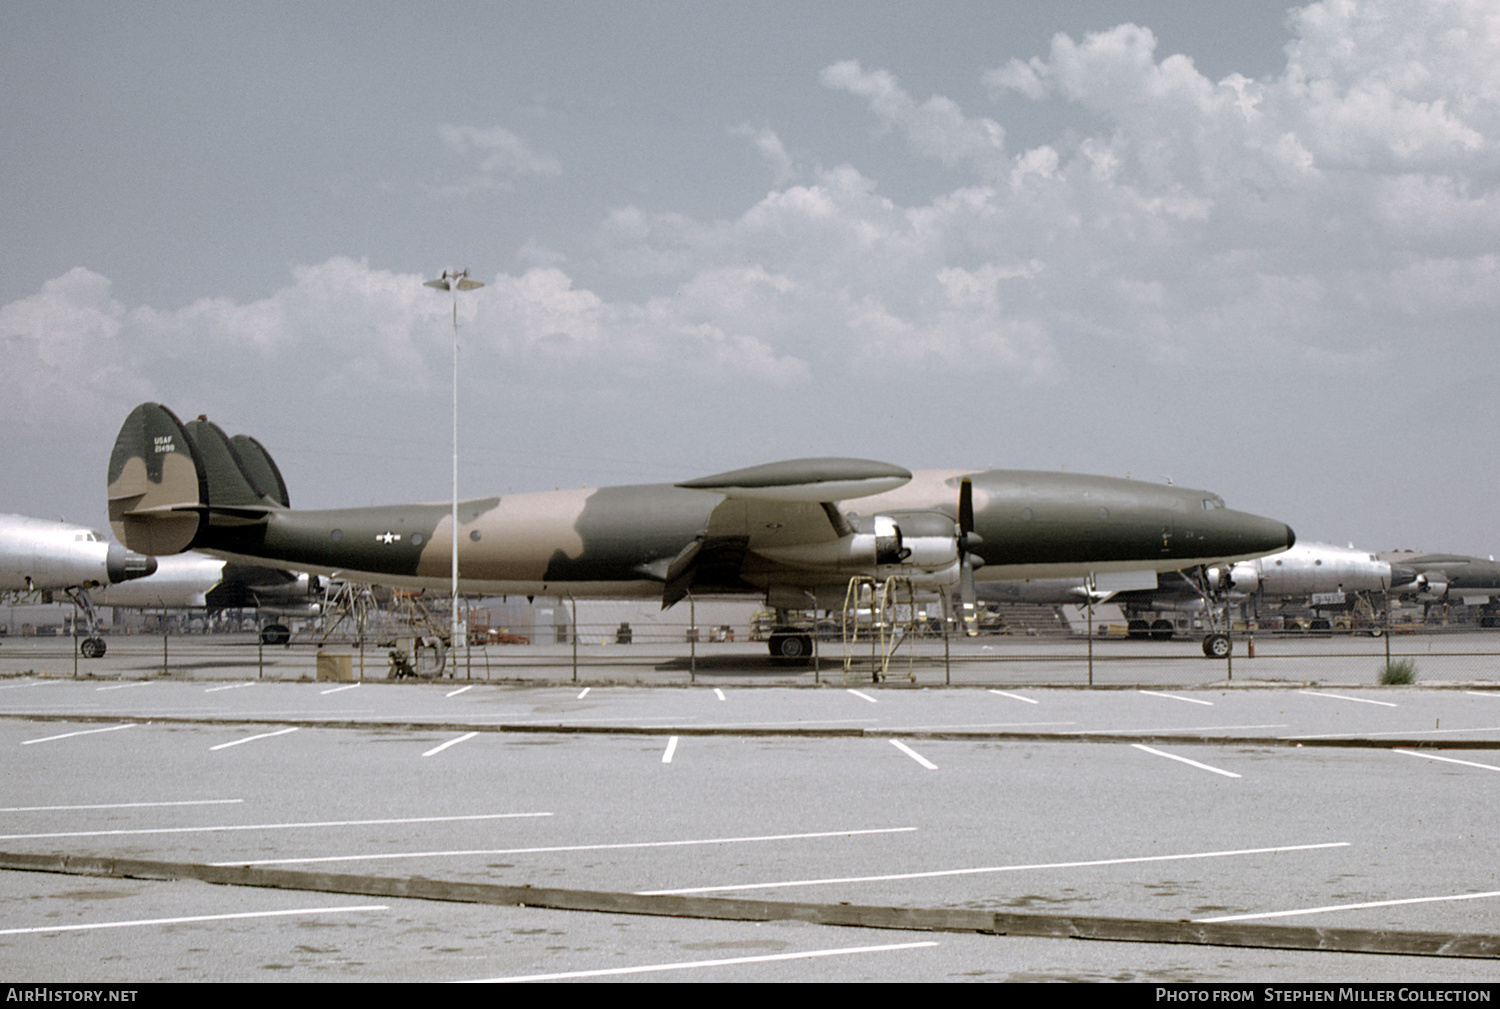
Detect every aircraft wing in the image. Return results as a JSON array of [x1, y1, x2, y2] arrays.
[[657, 459, 912, 607]]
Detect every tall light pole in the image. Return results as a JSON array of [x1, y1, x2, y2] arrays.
[[425, 268, 483, 664]]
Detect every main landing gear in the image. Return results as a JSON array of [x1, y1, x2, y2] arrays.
[[768, 630, 813, 663]]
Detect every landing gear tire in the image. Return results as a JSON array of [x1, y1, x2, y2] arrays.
[[79, 637, 106, 659], [260, 623, 291, 646], [1149, 619, 1175, 641], [1202, 632, 1231, 658], [768, 632, 813, 664], [1127, 619, 1150, 640]]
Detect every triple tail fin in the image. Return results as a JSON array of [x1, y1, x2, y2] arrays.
[[231, 434, 290, 507], [108, 403, 290, 555]]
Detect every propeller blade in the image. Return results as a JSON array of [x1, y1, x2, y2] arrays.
[[957, 477, 979, 636]]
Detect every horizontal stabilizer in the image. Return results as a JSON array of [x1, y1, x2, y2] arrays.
[[677, 458, 910, 502], [107, 403, 206, 555]]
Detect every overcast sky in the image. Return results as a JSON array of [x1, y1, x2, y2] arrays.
[[3, 0, 1496, 557]]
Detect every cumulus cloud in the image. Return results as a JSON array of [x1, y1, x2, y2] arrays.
[[8, 0, 1499, 524], [732, 124, 798, 185], [821, 60, 1009, 178], [0, 268, 153, 424], [428, 123, 562, 196]]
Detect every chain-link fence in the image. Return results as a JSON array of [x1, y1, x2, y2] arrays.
[[3, 601, 1497, 686]]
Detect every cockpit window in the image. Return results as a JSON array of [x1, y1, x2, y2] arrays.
[[1202, 497, 1225, 511]]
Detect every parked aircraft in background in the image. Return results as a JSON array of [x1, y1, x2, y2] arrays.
[[106, 402, 1295, 660], [0, 513, 156, 656], [1383, 551, 1500, 626], [1224, 542, 1415, 600], [978, 542, 1415, 648], [96, 553, 319, 643]]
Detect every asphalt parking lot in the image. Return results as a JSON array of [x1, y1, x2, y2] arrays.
[[1, 643, 1498, 982]]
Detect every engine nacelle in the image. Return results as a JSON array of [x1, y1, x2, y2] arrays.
[[755, 510, 959, 585], [1225, 561, 1259, 594], [1413, 574, 1448, 600]]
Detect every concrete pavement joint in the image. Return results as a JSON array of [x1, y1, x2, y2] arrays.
[[1, 709, 1499, 748], [0, 850, 1496, 961]]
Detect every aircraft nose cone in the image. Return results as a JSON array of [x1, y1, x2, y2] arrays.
[[1219, 514, 1295, 558], [106, 541, 156, 583]]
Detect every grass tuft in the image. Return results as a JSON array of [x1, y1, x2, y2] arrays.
[[1379, 657, 1417, 685]]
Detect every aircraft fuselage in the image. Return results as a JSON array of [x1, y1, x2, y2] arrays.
[[186, 469, 1291, 601]]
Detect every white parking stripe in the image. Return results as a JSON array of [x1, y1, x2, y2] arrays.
[[1394, 748, 1500, 772], [847, 689, 878, 703], [1140, 690, 1213, 706], [1285, 726, 1500, 740], [662, 736, 678, 763], [21, 724, 135, 745], [713, 688, 725, 701], [889, 739, 937, 769], [221, 826, 916, 868], [210, 727, 299, 751], [576, 687, 590, 699], [95, 682, 151, 692], [320, 683, 360, 695], [1132, 744, 1241, 778], [423, 732, 478, 757], [1197, 890, 1500, 923], [1298, 690, 1397, 707], [0, 799, 242, 813], [0, 905, 389, 936], [1083, 724, 1285, 735], [988, 690, 1038, 704], [446, 685, 473, 697], [0, 811, 550, 842], [464, 941, 939, 983], [642, 842, 1349, 896], [204, 682, 255, 693]]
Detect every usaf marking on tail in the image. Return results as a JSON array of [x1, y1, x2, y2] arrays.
[[106, 403, 1294, 660]]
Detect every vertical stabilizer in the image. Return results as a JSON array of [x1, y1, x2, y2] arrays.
[[231, 434, 290, 507], [183, 417, 282, 509], [107, 403, 206, 555]]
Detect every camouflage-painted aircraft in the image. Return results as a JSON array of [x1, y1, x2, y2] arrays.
[[107, 402, 1294, 659], [0, 512, 156, 656]]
